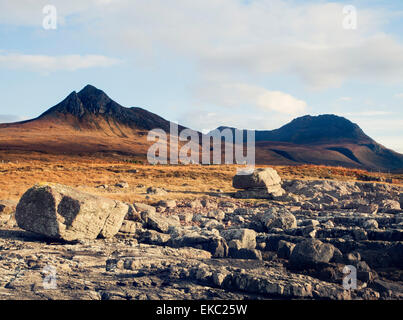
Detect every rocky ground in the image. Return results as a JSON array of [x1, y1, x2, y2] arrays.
[[0, 168, 402, 300]]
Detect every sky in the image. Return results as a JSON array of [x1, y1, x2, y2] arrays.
[[1, 0, 403, 152]]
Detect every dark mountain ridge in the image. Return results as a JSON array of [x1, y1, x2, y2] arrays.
[[38, 85, 180, 133], [0, 85, 402, 171], [212, 114, 373, 145]]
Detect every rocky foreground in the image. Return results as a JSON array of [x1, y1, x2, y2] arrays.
[[0, 168, 402, 300]]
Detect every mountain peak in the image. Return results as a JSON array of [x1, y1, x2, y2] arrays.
[[78, 84, 105, 97], [37, 85, 181, 133], [262, 113, 372, 144], [76, 85, 112, 114]]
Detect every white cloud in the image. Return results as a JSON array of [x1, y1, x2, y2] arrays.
[[1, 1, 402, 88], [395, 93, 403, 98], [0, 53, 121, 72], [178, 109, 292, 133], [340, 97, 352, 101], [343, 110, 393, 117], [194, 82, 307, 115]]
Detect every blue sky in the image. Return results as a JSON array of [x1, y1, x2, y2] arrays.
[[1, 0, 403, 152]]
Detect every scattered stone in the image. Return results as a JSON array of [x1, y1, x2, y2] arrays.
[[134, 202, 156, 214], [220, 228, 257, 250], [229, 248, 262, 260], [124, 204, 141, 222], [380, 200, 401, 213], [187, 200, 203, 209], [357, 204, 379, 214], [141, 211, 180, 233], [146, 187, 168, 196], [206, 209, 225, 221], [0, 200, 17, 215], [157, 200, 176, 209], [95, 184, 108, 189], [322, 220, 334, 229], [289, 239, 335, 269], [277, 240, 296, 259], [169, 229, 228, 258], [261, 208, 297, 231], [119, 220, 142, 234], [115, 182, 129, 189], [362, 219, 379, 229]]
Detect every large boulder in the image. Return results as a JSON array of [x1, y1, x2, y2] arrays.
[[289, 239, 335, 269], [233, 168, 281, 189], [232, 168, 285, 199], [15, 183, 129, 241]]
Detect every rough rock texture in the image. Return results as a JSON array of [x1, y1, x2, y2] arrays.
[[233, 168, 281, 189], [0, 200, 17, 227], [220, 228, 257, 250], [233, 168, 285, 199], [168, 228, 228, 258], [0, 200, 17, 216], [15, 184, 129, 241], [289, 239, 335, 269], [2, 177, 403, 300], [261, 208, 297, 231]]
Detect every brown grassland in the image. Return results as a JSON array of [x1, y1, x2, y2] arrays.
[[0, 151, 402, 204]]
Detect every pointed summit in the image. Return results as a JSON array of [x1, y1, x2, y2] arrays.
[[77, 84, 112, 114], [37, 85, 177, 132]]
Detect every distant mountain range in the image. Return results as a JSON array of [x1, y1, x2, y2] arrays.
[[1, 85, 402, 171]]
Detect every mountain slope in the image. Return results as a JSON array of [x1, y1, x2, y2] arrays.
[[0, 85, 191, 157], [212, 115, 403, 171], [0, 85, 402, 171]]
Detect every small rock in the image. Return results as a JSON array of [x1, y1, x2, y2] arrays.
[[362, 219, 379, 229], [115, 182, 129, 189], [141, 211, 180, 233], [380, 200, 401, 213], [277, 240, 296, 259], [220, 228, 257, 250], [229, 248, 262, 260], [261, 208, 297, 231], [357, 204, 379, 214], [146, 187, 168, 196], [158, 200, 176, 208], [207, 209, 225, 221]]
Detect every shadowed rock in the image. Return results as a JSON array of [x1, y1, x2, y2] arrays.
[[289, 239, 335, 269]]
